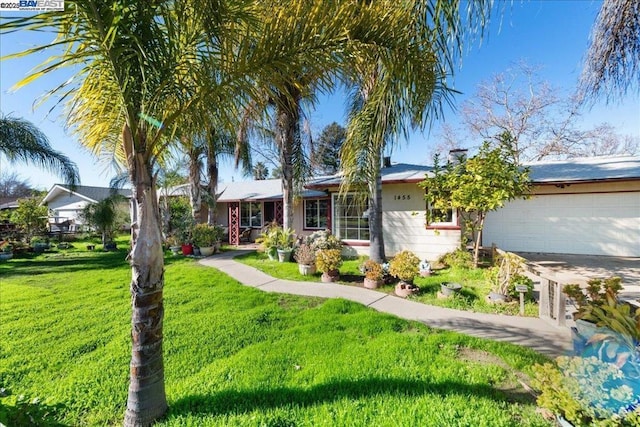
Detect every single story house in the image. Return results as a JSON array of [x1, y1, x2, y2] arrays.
[[41, 184, 132, 231], [209, 155, 639, 260], [483, 155, 640, 257], [208, 163, 460, 261]]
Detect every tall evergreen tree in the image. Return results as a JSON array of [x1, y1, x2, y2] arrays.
[[312, 122, 345, 175]]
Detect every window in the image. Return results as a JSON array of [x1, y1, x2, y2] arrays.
[[304, 199, 329, 229], [240, 202, 262, 227], [427, 204, 457, 226], [332, 194, 369, 241]]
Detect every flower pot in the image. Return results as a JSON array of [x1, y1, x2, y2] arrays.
[[441, 282, 462, 297], [181, 244, 193, 256], [277, 248, 292, 263], [363, 277, 381, 289], [33, 242, 48, 253], [0, 253, 13, 261], [321, 270, 339, 283], [298, 263, 316, 276], [199, 246, 215, 257], [104, 242, 117, 251], [169, 246, 181, 255], [395, 282, 419, 298], [488, 291, 508, 303], [419, 270, 431, 277], [193, 247, 201, 256]]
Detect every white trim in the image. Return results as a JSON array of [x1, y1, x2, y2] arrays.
[[332, 193, 369, 242]]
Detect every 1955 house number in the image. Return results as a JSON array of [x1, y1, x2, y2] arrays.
[[393, 194, 411, 200]]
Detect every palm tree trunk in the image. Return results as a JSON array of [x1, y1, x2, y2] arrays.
[[206, 140, 219, 224], [368, 158, 385, 262], [188, 147, 202, 222], [275, 89, 300, 231], [123, 125, 167, 426]]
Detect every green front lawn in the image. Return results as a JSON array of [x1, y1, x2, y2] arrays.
[[237, 252, 539, 316], [0, 245, 550, 426]]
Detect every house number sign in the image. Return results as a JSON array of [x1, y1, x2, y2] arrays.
[[393, 194, 411, 200]]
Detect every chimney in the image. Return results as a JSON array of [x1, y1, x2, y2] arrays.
[[448, 149, 468, 165], [383, 156, 392, 168]]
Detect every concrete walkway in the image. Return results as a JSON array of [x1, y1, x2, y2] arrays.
[[199, 251, 572, 358]]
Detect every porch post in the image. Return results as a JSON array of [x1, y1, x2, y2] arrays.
[[229, 202, 240, 245]]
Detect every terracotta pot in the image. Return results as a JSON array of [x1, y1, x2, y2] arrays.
[[321, 270, 339, 283], [395, 282, 419, 298], [298, 264, 316, 276], [363, 277, 381, 289]]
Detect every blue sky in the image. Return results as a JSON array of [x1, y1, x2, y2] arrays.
[[1, 1, 639, 190]]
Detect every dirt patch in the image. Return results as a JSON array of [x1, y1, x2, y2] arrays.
[[458, 347, 538, 404]]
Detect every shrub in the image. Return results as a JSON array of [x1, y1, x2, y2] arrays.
[[532, 356, 639, 425], [191, 223, 223, 247], [305, 230, 342, 251], [389, 250, 420, 283], [438, 248, 473, 269], [294, 243, 315, 265], [360, 259, 384, 280], [315, 249, 342, 273], [564, 276, 623, 318]]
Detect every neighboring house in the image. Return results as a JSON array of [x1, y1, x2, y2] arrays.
[[483, 155, 640, 257], [41, 184, 132, 231]]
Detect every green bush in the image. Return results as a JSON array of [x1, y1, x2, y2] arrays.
[[438, 248, 473, 269]]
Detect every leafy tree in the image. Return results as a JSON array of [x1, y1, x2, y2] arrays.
[[11, 195, 48, 239], [271, 166, 283, 179], [0, 114, 79, 186], [252, 162, 269, 180], [421, 133, 531, 267], [580, 0, 640, 102], [81, 195, 125, 246], [312, 122, 345, 175]]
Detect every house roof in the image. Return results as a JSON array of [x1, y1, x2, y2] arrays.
[[168, 181, 327, 202], [42, 184, 132, 205], [307, 163, 432, 188], [526, 155, 640, 184]]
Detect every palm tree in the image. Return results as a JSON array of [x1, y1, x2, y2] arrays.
[[252, 161, 269, 180], [2, 3, 264, 424], [0, 115, 79, 186], [580, 0, 640, 102], [340, 0, 493, 262]]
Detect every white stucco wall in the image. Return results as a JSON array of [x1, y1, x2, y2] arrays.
[[380, 183, 461, 261]]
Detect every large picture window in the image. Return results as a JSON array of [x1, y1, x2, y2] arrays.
[[332, 194, 369, 241], [240, 202, 262, 227], [304, 199, 329, 229]]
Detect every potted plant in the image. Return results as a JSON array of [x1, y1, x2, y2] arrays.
[[389, 250, 420, 297], [316, 248, 342, 282], [275, 227, 295, 262], [486, 251, 525, 302], [255, 222, 280, 260], [30, 236, 49, 253], [294, 243, 316, 275], [360, 259, 384, 289], [192, 223, 221, 257], [440, 282, 462, 297], [177, 223, 193, 255], [0, 242, 13, 261], [166, 235, 181, 255]]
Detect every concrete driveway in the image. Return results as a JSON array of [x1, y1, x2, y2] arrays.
[[517, 252, 640, 301]]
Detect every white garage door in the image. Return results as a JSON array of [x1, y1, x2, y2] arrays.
[[483, 192, 640, 256]]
